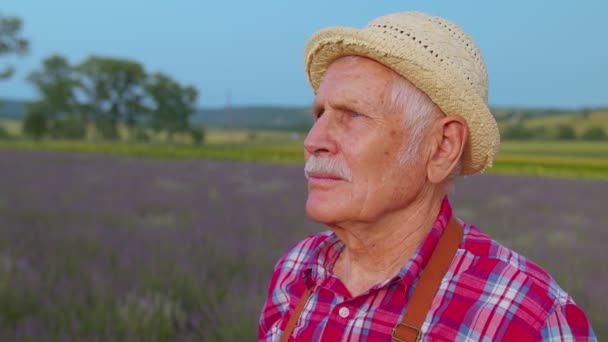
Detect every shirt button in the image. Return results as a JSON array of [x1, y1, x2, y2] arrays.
[[338, 307, 350, 318]]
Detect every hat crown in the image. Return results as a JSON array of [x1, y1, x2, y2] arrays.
[[303, 11, 500, 175], [365, 12, 488, 102]]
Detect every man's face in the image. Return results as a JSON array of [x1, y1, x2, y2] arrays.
[[304, 57, 428, 225]]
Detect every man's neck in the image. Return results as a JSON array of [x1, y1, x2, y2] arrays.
[[330, 188, 446, 297]]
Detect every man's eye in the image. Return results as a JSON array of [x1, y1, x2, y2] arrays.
[[314, 111, 324, 120], [351, 111, 363, 118]]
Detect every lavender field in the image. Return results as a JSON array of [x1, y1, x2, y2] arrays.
[[0, 149, 606, 340]]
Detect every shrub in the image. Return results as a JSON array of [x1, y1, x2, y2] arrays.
[[95, 116, 119, 140], [501, 124, 535, 140], [23, 111, 48, 140], [556, 124, 577, 140], [0, 124, 12, 140], [49, 117, 86, 140], [190, 127, 205, 146], [134, 127, 150, 142], [581, 126, 606, 141]]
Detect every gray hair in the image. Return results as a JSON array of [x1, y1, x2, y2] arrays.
[[335, 56, 462, 181], [386, 71, 462, 180]]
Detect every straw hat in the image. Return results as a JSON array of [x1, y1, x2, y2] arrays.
[[304, 11, 500, 175]]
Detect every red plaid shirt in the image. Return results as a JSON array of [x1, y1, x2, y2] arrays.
[[259, 198, 596, 341]]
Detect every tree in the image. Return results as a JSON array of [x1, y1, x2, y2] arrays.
[[190, 126, 205, 145], [22, 103, 48, 140], [27, 55, 84, 139], [501, 124, 534, 140], [556, 124, 577, 140], [145, 72, 198, 143], [27, 55, 80, 119], [77, 56, 147, 139], [0, 14, 29, 80]]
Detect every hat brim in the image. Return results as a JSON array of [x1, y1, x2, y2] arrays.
[[304, 26, 500, 175]]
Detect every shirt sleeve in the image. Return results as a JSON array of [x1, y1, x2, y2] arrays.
[[258, 254, 291, 341], [538, 297, 597, 341]]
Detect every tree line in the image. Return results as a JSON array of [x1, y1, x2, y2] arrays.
[[23, 54, 203, 143], [501, 123, 606, 141], [1, 13, 204, 144], [500, 109, 607, 142]]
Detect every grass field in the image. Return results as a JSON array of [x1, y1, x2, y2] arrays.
[[523, 111, 608, 135], [498, 141, 608, 158], [0, 119, 22, 136], [1, 138, 608, 180], [490, 141, 608, 179]]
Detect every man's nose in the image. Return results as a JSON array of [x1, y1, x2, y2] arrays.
[[304, 114, 337, 156]]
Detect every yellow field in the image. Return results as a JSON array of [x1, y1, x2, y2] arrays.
[[0, 119, 22, 135]]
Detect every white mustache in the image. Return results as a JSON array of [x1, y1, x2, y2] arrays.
[[304, 155, 352, 181]]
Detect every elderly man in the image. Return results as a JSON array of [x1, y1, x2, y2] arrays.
[[259, 11, 596, 341]]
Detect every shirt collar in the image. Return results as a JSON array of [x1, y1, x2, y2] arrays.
[[303, 197, 453, 293]]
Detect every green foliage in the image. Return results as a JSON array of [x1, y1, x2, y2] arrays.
[[498, 141, 608, 159], [94, 115, 119, 140], [134, 127, 150, 142], [21, 53, 207, 143], [557, 124, 577, 140], [49, 116, 86, 140], [500, 124, 549, 140], [27, 55, 80, 119], [26, 55, 85, 141], [22, 106, 47, 140], [501, 124, 534, 140], [0, 14, 29, 80], [0, 124, 12, 140], [581, 126, 606, 141], [522, 109, 608, 137], [490, 157, 608, 179], [190, 127, 205, 145], [77, 55, 148, 136], [146, 72, 198, 141]]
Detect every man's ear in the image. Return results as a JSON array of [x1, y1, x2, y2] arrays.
[[426, 115, 468, 184]]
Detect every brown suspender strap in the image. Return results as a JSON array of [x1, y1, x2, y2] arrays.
[[392, 217, 464, 342], [280, 217, 464, 342], [279, 287, 314, 342]]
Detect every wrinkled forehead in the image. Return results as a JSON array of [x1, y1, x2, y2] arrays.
[[313, 56, 397, 108]]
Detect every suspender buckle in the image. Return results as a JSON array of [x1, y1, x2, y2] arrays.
[[392, 323, 421, 342]]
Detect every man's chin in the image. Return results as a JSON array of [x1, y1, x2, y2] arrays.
[[305, 199, 342, 225]]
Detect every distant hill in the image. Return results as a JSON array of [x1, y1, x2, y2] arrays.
[[0, 99, 27, 119], [2, 98, 607, 133], [192, 106, 313, 132]]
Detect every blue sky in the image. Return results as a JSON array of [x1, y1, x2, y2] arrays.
[[2, 0, 607, 108]]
